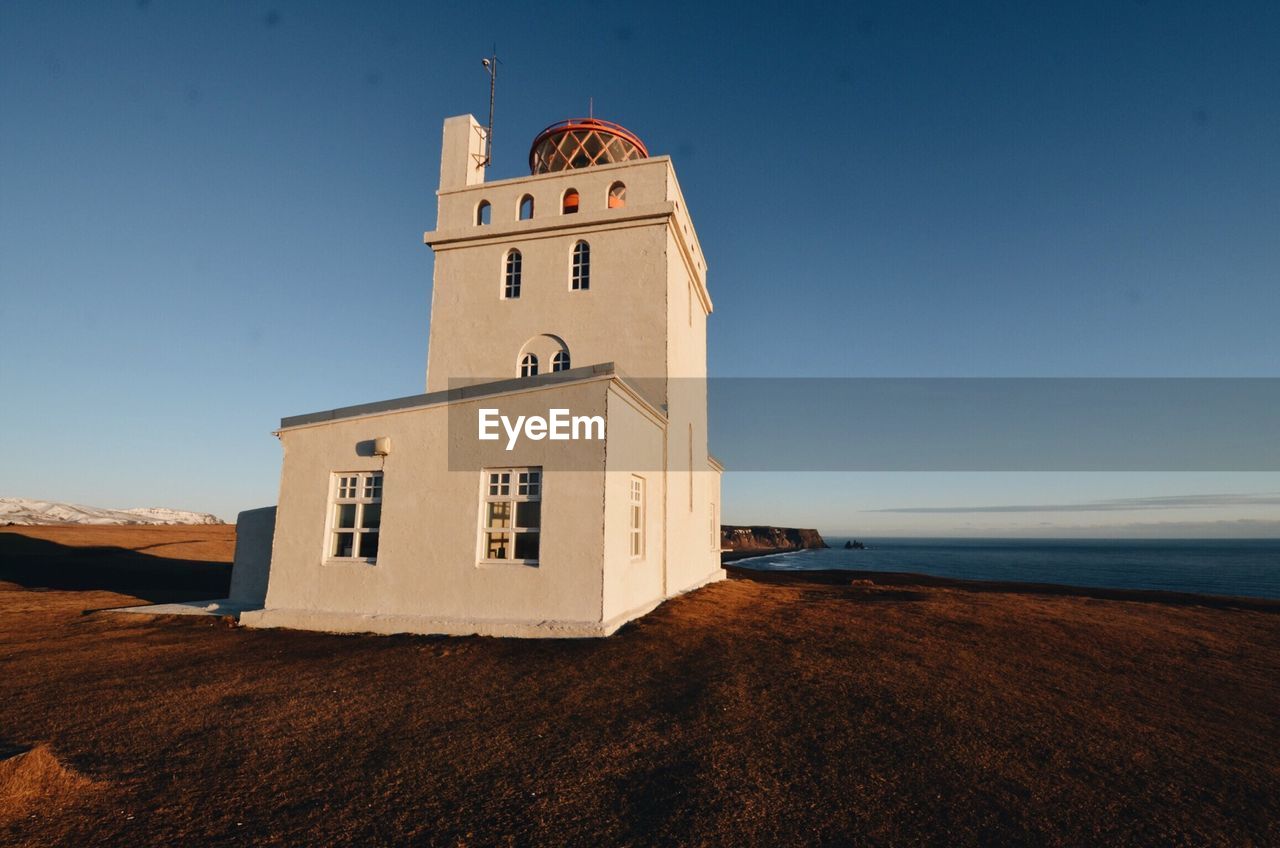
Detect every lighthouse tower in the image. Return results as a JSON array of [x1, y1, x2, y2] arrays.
[[423, 115, 717, 595], [236, 114, 722, 638]]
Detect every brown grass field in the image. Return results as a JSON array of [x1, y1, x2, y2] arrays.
[[1, 525, 1278, 846]]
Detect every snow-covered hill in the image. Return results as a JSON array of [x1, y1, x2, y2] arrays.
[[0, 498, 223, 526]]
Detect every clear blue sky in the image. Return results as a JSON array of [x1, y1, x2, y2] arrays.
[[2, 1, 1277, 534]]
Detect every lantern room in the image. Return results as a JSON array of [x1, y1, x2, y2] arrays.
[[529, 118, 649, 175]]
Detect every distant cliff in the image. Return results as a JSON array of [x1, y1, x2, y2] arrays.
[[720, 525, 827, 561]]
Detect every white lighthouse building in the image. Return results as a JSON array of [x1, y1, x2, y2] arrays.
[[235, 114, 722, 637]]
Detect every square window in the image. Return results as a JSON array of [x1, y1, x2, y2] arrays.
[[328, 471, 383, 564], [514, 532, 540, 561], [481, 467, 541, 565], [486, 532, 512, 560], [516, 500, 541, 529], [487, 501, 512, 528]]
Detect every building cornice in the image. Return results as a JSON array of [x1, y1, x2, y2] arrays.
[[424, 204, 675, 250], [668, 217, 713, 314], [275, 362, 670, 434], [435, 156, 673, 196]]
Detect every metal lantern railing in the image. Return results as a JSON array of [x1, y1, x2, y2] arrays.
[[529, 118, 649, 174]]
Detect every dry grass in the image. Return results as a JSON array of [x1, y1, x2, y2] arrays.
[[0, 744, 102, 828], [0, 525, 1277, 846]]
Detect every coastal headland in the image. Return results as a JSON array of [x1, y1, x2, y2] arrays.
[[720, 524, 828, 562], [1, 525, 1276, 846]]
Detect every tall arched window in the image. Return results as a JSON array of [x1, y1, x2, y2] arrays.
[[562, 188, 579, 214], [608, 182, 626, 208], [552, 350, 571, 372], [520, 354, 538, 378], [571, 241, 590, 291], [476, 200, 491, 226], [503, 249, 522, 299], [519, 195, 534, 220]]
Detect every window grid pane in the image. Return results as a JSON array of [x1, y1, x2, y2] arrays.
[[330, 471, 382, 563], [481, 467, 542, 564], [504, 250, 522, 299], [630, 476, 644, 558], [571, 242, 590, 290]]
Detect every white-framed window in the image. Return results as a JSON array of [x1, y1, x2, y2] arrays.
[[476, 200, 491, 226], [504, 249, 522, 299], [520, 353, 538, 377], [571, 241, 590, 290], [630, 475, 645, 559], [562, 188, 579, 214], [328, 471, 382, 563], [480, 468, 541, 565], [519, 194, 534, 220], [552, 350, 571, 372]]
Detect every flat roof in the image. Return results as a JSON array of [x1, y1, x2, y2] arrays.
[[279, 362, 626, 430]]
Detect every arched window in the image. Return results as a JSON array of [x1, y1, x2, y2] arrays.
[[476, 200, 491, 226], [518, 335, 567, 381], [503, 249, 522, 299], [608, 182, 626, 209], [562, 188, 579, 214], [571, 241, 590, 291], [519, 195, 534, 220]]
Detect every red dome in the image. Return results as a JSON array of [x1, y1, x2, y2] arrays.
[[529, 118, 649, 174]]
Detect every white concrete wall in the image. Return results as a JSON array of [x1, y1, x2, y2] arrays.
[[601, 384, 667, 624], [424, 152, 710, 401], [255, 379, 611, 632], [230, 506, 276, 606], [661, 218, 721, 595], [424, 131, 722, 603], [246, 117, 723, 637], [425, 213, 670, 395], [439, 114, 486, 191]]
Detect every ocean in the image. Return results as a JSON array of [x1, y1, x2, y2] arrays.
[[733, 538, 1280, 600]]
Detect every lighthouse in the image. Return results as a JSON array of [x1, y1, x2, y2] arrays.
[[236, 113, 722, 637]]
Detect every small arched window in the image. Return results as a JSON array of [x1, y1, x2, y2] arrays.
[[571, 241, 590, 291], [562, 188, 579, 214], [608, 182, 626, 209], [520, 353, 538, 378], [503, 249, 522, 299], [552, 350, 571, 372], [519, 195, 534, 220], [476, 200, 491, 226]]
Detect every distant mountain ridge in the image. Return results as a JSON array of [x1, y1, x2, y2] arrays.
[[0, 498, 223, 526]]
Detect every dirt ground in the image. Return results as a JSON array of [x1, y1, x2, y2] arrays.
[[1, 525, 1277, 847]]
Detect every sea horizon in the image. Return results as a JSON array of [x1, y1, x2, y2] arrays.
[[733, 536, 1280, 600]]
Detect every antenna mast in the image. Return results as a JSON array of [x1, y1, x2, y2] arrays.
[[480, 50, 499, 167]]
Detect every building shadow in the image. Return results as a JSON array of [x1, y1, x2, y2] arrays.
[[0, 532, 231, 604]]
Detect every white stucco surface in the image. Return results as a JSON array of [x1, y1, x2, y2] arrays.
[[234, 114, 722, 637]]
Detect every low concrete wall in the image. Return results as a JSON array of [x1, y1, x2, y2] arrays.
[[230, 506, 276, 606]]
